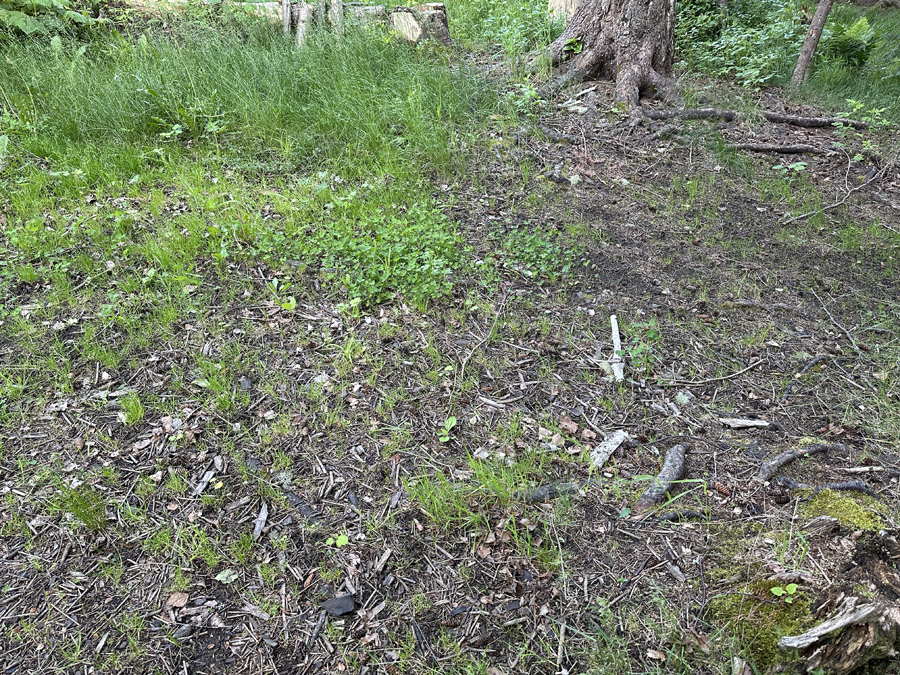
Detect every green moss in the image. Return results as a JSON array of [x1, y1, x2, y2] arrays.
[[709, 579, 812, 672], [800, 489, 883, 531]]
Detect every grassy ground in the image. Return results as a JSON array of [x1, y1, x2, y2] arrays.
[[2, 5, 900, 675]]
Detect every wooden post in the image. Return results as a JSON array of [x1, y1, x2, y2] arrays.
[[294, 1, 315, 45], [329, 0, 343, 35], [282, 0, 291, 34]]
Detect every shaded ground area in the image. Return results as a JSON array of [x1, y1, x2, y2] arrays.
[[2, 71, 900, 675]]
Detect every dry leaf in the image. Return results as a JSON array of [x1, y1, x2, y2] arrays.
[[166, 592, 189, 608], [581, 429, 597, 440], [559, 416, 578, 435]]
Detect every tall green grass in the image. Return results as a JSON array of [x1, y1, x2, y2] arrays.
[[0, 20, 491, 182], [0, 18, 501, 307]]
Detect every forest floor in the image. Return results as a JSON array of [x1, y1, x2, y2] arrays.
[[2, 22, 900, 675]]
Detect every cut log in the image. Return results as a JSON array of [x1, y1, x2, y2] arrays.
[[285, 0, 449, 46], [419, 3, 451, 45], [345, 3, 386, 23], [778, 597, 900, 674], [282, 0, 291, 34], [328, 0, 343, 35], [388, 4, 451, 45], [390, 7, 422, 43]]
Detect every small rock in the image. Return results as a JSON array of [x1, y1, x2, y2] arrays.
[[322, 593, 356, 617], [173, 624, 193, 639]]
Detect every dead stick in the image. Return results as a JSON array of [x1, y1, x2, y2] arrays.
[[783, 162, 893, 225], [780, 354, 828, 401], [752, 443, 851, 484], [632, 444, 689, 516], [641, 107, 867, 130], [730, 143, 826, 155], [671, 360, 762, 387], [810, 289, 858, 352]]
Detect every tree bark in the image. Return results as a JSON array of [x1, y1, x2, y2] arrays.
[[549, 0, 677, 109], [790, 0, 834, 88]]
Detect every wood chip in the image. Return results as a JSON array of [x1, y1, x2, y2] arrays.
[[252, 502, 268, 542]]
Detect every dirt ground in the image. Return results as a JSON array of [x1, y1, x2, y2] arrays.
[[2, 74, 900, 674]]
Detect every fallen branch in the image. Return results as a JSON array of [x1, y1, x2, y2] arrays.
[[514, 477, 600, 503], [752, 443, 851, 484], [656, 509, 711, 522], [632, 443, 689, 517], [780, 354, 828, 401], [641, 107, 867, 130], [669, 359, 763, 387], [779, 597, 900, 674], [811, 289, 859, 352], [776, 476, 879, 500], [724, 298, 808, 317], [643, 123, 681, 144], [730, 143, 826, 155]]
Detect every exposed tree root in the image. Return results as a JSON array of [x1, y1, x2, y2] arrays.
[[752, 443, 852, 484]]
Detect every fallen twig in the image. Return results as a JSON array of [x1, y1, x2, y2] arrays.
[[782, 161, 894, 225], [632, 443, 689, 517], [670, 360, 763, 387], [725, 298, 808, 317], [781, 354, 828, 401], [811, 289, 859, 352], [752, 443, 851, 484]]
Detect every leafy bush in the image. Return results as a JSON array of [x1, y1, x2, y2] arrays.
[[443, 0, 563, 54], [0, 0, 97, 35], [822, 15, 875, 68], [676, 0, 881, 86], [677, 0, 805, 85]]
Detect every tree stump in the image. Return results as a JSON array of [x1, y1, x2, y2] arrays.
[[287, 0, 451, 46]]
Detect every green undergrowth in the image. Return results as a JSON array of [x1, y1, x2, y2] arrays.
[[0, 20, 506, 311], [443, 0, 564, 56], [709, 578, 811, 672], [677, 0, 900, 119]]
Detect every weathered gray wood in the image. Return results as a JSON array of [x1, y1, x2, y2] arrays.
[[779, 597, 900, 674]]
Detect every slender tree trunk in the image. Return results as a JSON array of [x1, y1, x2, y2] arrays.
[[549, 0, 677, 109], [790, 0, 833, 88]]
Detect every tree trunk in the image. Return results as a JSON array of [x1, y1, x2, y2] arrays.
[[790, 0, 833, 88], [549, 0, 677, 109]]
